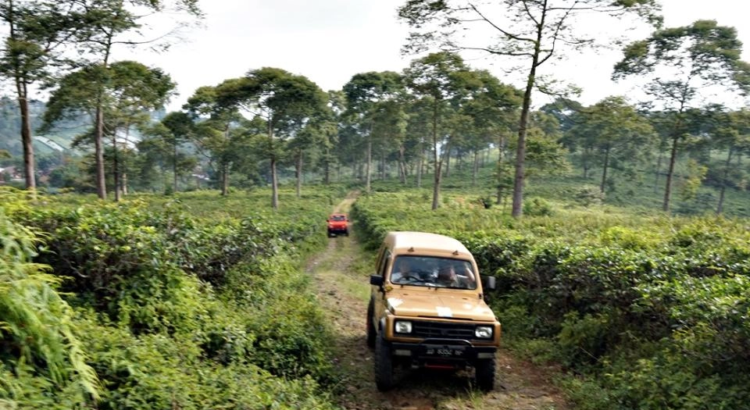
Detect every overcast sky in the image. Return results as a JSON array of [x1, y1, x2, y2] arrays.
[[114, 0, 750, 112]]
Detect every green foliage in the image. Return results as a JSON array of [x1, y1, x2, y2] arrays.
[[573, 185, 605, 207], [523, 197, 553, 217], [354, 190, 750, 409], [0, 210, 99, 406], [1, 189, 341, 408]]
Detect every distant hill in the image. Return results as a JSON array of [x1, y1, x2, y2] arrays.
[[0, 96, 166, 157]]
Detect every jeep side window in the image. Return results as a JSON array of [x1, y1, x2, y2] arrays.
[[374, 246, 386, 276]]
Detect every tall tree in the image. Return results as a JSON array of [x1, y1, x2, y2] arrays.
[[184, 84, 243, 196], [460, 70, 521, 197], [288, 108, 333, 197], [710, 109, 750, 215], [405, 97, 432, 188], [156, 111, 195, 193], [371, 99, 409, 184], [211, 69, 327, 208], [399, 0, 660, 217], [343, 71, 403, 193], [44, 61, 175, 201], [0, 0, 85, 193], [75, 0, 202, 200], [322, 90, 345, 185], [614, 20, 750, 212], [404, 52, 472, 210], [567, 97, 656, 193]]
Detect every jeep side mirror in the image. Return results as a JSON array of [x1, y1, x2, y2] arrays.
[[483, 276, 496, 291], [370, 275, 384, 287]]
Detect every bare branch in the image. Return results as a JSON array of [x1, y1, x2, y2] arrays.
[[459, 45, 535, 58], [520, 0, 539, 26], [536, 0, 581, 67], [467, 2, 536, 43]]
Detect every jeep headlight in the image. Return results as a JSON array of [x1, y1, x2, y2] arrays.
[[394, 320, 412, 334], [475, 326, 493, 339]]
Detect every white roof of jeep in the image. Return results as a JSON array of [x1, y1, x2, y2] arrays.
[[385, 231, 472, 258]]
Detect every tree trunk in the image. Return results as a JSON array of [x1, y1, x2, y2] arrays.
[[381, 153, 386, 180], [663, 108, 687, 213], [112, 133, 121, 202], [444, 146, 451, 178], [173, 138, 179, 193], [269, 118, 278, 209], [221, 164, 229, 196], [496, 134, 506, 205], [324, 148, 330, 185], [663, 136, 679, 213], [17, 90, 36, 192], [512, 16, 545, 218], [432, 101, 441, 210], [717, 147, 734, 215], [582, 147, 590, 179], [296, 151, 302, 199], [600, 146, 610, 194], [654, 152, 663, 193], [122, 172, 128, 195], [472, 150, 479, 187], [417, 142, 424, 188], [8, 2, 36, 195], [399, 146, 406, 184], [94, 35, 113, 201], [365, 136, 372, 193]]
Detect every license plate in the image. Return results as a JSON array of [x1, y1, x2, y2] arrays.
[[425, 347, 465, 357]]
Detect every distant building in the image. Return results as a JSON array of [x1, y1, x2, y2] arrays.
[[0, 166, 20, 184]]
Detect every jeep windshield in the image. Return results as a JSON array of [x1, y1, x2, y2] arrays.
[[330, 215, 346, 221], [389, 255, 477, 290]]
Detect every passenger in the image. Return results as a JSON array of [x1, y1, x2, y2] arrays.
[[436, 264, 458, 287], [437, 263, 476, 288]]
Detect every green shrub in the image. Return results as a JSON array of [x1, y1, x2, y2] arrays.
[[573, 185, 605, 207], [353, 191, 750, 409], [1, 189, 342, 408], [523, 197, 554, 216]]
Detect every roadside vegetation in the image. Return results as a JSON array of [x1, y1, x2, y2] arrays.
[[353, 185, 750, 409], [0, 186, 343, 408]]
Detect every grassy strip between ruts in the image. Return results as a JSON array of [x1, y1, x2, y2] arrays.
[[0, 186, 347, 409], [352, 191, 750, 410]]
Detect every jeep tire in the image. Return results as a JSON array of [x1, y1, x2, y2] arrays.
[[366, 300, 376, 348], [474, 359, 496, 391], [375, 335, 394, 391]]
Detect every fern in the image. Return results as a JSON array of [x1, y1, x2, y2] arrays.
[[0, 210, 100, 403]]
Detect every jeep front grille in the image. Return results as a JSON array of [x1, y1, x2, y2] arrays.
[[411, 321, 476, 340]]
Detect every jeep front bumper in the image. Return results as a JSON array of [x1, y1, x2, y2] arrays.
[[389, 339, 496, 368]]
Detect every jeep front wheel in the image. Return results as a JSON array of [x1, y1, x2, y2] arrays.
[[474, 359, 496, 391], [366, 300, 376, 348], [374, 335, 394, 391]]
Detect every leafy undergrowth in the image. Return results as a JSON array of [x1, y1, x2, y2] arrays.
[[353, 191, 750, 409], [0, 187, 341, 409]]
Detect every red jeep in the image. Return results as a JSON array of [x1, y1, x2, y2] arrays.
[[327, 214, 349, 237]]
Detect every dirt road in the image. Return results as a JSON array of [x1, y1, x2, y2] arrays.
[[308, 196, 568, 410]]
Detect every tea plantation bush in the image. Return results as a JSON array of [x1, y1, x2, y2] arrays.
[[353, 192, 750, 409], [0, 187, 339, 409]]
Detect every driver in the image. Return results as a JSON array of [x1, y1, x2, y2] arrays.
[[390, 258, 417, 283]]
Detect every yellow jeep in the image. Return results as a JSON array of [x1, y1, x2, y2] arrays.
[[367, 231, 501, 391]]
